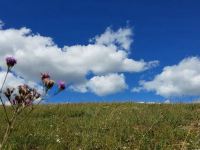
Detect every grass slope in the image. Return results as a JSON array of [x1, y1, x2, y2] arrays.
[[0, 103, 200, 149]]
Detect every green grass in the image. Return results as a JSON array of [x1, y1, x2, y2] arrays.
[[0, 103, 200, 149]]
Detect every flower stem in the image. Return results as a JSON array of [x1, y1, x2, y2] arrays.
[[0, 97, 10, 124], [0, 107, 21, 149], [0, 68, 10, 124]]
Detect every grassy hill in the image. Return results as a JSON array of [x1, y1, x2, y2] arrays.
[[0, 103, 200, 149]]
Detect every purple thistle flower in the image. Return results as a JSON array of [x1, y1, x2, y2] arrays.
[[6, 56, 17, 68], [41, 73, 50, 80], [58, 81, 66, 90]]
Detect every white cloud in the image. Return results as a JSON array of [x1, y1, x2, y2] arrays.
[[131, 87, 143, 93], [87, 73, 127, 96], [164, 99, 170, 103], [71, 73, 127, 96], [146, 101, 157, 104], [0, 101, 11, 106], [193, 99, 200, 103], [0, 23, 158, 96], [137, 101, 145, 104], [136, 101, 159, 104], [0, 71, 43, 94], [91, 27, 133, 50], [139, 57, 200, 97], [0, 20, 4, 29], [0, 71, 25, 88], [0, 71, 41, 105]]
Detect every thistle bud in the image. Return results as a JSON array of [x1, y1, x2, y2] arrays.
[[41, 73, 50, 81], [15, 95, 23, 104], [58, 81, 66, 91], [43, 79, 55, 89], [12, 99, 17, 105], [18, 85, 28, 95], [4, 89, 11, 100]]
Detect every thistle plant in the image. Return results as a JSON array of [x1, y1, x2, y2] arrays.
[[0, 57, 65, 149]]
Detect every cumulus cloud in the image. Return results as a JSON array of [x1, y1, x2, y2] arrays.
[[0, 71, 43, 93], [0, 20, 4, 29], [0, 101, 11, 106], [0, 71, 43, 105], [0, 71, 25, 88], [0, 23, 158, 96], [91, 27, 133, 50], [131, 86, 143, 93], [137, 57, 200, 97], [71, 73, 127, 96], [164, 99, 170, 104]]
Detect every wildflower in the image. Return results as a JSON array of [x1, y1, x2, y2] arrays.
[[34, 91, 41, 99], [55, 135, 61, 143], [13, 85, 41, 107], [56, 138, 61, 143], [15, 95, 23, 104], [58, 81, 66, 90], [43, 79, 55, 90], [18, 85, 28, 95], [4, 88, 14, 100], [41, 73, 50, 80], [12, 99, 17, 105], [6, 56, 17, 68], [24, 99, 32, 106]]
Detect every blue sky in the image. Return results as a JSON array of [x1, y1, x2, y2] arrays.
[[1, 0, 200, 103]]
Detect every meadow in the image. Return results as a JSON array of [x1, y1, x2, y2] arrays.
[[0, 103, 200, 149]]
